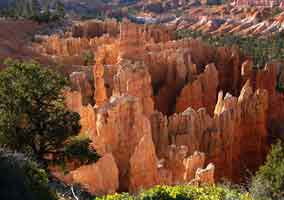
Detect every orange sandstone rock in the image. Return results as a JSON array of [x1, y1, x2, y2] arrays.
[[70, 71, 93, 105], [79, 105, 96, 137], [64, 89, 82, 113], [194, 163, 215, 185], [92, 95, 152, 190], [71, 154, 119, 196], [129, 134, 159, 193], [113, 60, 154, 116], [93, 60, 108, 107], [176, 63, 218, 114], [59, 21, 278, 192], [184, 152, 206, 181]]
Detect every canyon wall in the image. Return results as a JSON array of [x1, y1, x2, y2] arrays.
[[241, 61, 284, 139], [56, 19, 284, 195]]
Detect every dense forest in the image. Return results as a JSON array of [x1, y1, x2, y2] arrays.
[[0, 0, 65, 22]]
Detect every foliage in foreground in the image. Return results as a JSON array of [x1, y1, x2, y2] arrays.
[[0, 60, 100, 199], [0, 59, 81, 160], [96, 185, 252, 200], [250, 140, 284, 200], [0, 149, 57, 200]]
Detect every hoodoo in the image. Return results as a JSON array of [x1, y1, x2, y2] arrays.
[[1, 1, 284, 199]]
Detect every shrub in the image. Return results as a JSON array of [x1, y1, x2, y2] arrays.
[[96, 185, 252, 200], [64, 136, 100, 164], [52, 136, 100, 169], [250, 140, 284, 200], [83, 50, 95, 66], [0, 149, 57, 200], [97, 193, 134, 200], [276, 80, 284, 93]]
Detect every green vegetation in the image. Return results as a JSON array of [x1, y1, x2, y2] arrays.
[[175, 30, 284, 68], [80, 10, 123, 22], [80, 12, 107, 21], [276, 78, 284, 93], [96, 185, 252, 200], [0, 149, 57, 200], [0, 59, 81, 160], [83, 50, 95, 66], [128, 8, 139, 16], [0, 59, 100, 199], [250, 140, 284, 200], [206, 0, 224, 5], [270, 7, 283, 20], [0, 0, 65, 23], [53, 136, 100, 171], [54, 1, 65, 19], [64, 136, 100, 164]]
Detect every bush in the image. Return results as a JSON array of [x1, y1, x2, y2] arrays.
[[250, 140, 284, 200], [276, 80, 284, 93], [50, 136, 100, 174], [53, 136, 100, 168], [64, 136, 100, 163], [96, 185, 252, 200], [83, 50, 95, 66], [0, 149, 57, 200]]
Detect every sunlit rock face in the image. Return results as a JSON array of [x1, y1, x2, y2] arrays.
[[112, 60, 155, 117], [175, 63, 219, 114], [57, 20, 284, 194], [129, 134, 159, 193], [92, 95, 152, 191], [71, 153, 119, 195]]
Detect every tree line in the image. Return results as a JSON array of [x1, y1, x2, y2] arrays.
[[0, 0, 65, 23], [175, 29, 284, 69]]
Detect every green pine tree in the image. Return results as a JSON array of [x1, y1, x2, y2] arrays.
[[14, 0, 25, 18], [22, 0, 31, 18], [30, 0, 40, 17], [55, 0, 65, 19], [43, 0, 51, 13]]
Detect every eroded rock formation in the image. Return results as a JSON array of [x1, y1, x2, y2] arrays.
[[70, 71, 93, 105], [72, 19, 120, 38], [92, 95, 152, 191], [129, 134, 159, 193], [242, 62, 284, 140], [71, 154, 119, 195], [113, 60, 155, 116], [93, 59, 108, 107], [175, 63, 219, 114], [58, 20, 283, 195]]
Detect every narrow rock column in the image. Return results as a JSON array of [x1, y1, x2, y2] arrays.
[[94, 59, 107, 107]]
